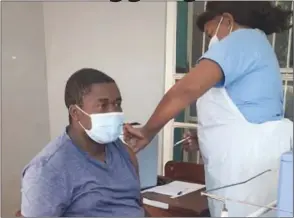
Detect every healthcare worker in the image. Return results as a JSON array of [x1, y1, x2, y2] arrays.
[[124, 1, 293, 217]]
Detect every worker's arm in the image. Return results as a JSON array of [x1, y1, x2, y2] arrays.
[[141, 31, 250, 140], [125, 37, 248, 153], [144, 59, 223, 138]]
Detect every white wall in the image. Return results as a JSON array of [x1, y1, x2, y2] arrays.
[[43, 1, 166, 139], [1, 2, 50, 216], [1, 2, 166, 216]]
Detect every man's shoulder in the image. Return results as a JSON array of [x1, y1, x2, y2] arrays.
[[115, 139, 136, 159], [22, 132, 75, 178], [115, 139, 139, 175], [20, 134, 72, 217]]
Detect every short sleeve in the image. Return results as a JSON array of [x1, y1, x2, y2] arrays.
[[21, 164, 69, 217], [199, 33, 256, 87]]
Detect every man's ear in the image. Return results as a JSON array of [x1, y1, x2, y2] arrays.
[[69, 105, 79, 122], [222, 12, 234, 28]]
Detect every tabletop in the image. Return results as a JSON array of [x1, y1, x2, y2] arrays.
[[143, 180, 209, 217]]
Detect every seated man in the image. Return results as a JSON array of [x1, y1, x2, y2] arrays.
[[21, 68, 144, 217]]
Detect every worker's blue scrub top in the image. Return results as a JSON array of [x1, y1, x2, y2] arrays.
[[201, 28, 284, 124]]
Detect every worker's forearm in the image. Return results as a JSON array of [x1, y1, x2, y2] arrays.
[[144, 81, 194, 137], [144, 60, 222, 139]]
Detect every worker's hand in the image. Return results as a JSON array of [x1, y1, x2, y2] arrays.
[[123, 124, 153, 153], [182, 130, 198, 152]]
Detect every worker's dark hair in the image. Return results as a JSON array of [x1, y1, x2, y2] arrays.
[[64, 68, 115, 109], [196, 1, 293, 35]]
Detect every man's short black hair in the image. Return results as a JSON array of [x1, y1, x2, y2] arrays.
[[64, 68, 115, 109], [197, 1, 292, 35]]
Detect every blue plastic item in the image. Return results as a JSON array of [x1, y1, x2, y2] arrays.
[[277, 151, 293, 217]]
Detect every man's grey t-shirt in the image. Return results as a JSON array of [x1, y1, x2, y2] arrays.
[[21, 131, 144, 217]]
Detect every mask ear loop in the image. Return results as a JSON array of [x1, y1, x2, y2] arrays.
[[229, 22, 234, 34], [75, 105, 90, 117], [72, 105, 91, 130], [214, 17, 223, 36]]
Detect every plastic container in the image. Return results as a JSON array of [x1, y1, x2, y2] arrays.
[[277, 151, 293, 217]]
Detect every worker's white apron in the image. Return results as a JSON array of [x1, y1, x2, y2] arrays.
[[196, 87, 293, 217]]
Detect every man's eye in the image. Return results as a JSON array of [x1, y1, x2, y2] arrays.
[[98, 103, 107, 108]]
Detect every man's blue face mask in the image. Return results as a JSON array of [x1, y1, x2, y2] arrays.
[[75, 105, 124, 144]]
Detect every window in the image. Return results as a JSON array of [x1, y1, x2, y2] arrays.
[[273, 1, 294, 122], [163, 1, 293, 167]]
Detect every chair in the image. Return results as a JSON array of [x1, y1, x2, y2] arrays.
[[164, 161, 205, 184], [164, 161, 209, 217], [145, 161, 209, 217]]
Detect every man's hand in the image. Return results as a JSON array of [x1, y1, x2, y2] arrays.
[[182, 130, 199, 152], [123, 124, 153, 153]]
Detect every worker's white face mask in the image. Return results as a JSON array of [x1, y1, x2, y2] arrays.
[[75, 105, 124, 144], [208, 17, 233, 49]]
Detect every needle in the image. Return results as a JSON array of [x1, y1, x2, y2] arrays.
[[174, 136, 190, 147]]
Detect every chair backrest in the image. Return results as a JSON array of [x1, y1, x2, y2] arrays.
[[164, 161, 205, 184]]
